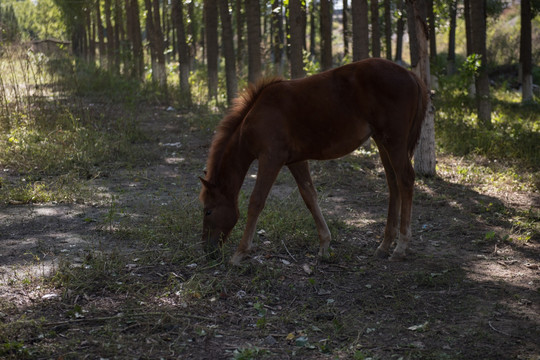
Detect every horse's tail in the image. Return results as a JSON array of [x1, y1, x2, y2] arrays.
[[407, 72, 428, 159]]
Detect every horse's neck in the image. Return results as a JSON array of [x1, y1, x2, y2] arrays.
[[213, 136, 254, 203]]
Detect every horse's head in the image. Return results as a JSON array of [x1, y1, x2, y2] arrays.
[[199, 177, 239, 256]]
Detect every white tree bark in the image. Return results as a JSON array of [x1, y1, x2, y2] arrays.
[[408, 0, 436, 176], [522, 72, 534, 102]]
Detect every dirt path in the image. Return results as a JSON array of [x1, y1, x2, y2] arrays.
[[0, 104, 538, 359]]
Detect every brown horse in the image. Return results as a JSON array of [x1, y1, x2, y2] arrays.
[[199, 58, 428, 265]]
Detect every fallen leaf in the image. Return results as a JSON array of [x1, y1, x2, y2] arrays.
[[408, 321, 429, 331], [317, 288, 331, 295], [42, 294, 58, 300], [295, 336, 309, 346], [302, 264, 313, 275]]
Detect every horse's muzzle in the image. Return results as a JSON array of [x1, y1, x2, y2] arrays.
[[202, 229, 224, 258]]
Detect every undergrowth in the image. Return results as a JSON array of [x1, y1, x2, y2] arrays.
[[0, 47, 154, 205], [435, 73, 540, 170]]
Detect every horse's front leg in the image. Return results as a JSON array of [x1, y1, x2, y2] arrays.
[[288, 161, 331, 258], [230, 158, 283, 265]]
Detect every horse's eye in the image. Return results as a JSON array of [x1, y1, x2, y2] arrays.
[[205, 210, 212, 216]]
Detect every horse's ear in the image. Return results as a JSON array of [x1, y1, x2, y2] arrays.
[[199, 177, 214, 189]]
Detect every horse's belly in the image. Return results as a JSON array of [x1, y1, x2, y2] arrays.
[[314, 137, 369, 160], [290, 120, 372, 162]]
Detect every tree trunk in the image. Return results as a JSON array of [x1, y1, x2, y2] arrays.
[[113, 0, 122, 73], [219, 0, 238, 104], [172, 0, 192, 105], [301, 1, 307, 51], [426, 0, 436, 63], [447, 0, 457, 75], [188, 0, 198, 62], [289, 0, 305, 78], [119, 0, 126, 50], [407, 0, 436, 177], [469, 0, 491, 126], [263, 5, 270, 49], [320, 0, 333, 70], [162, 2, 170, 60], [153, 0, 167, 87], [464, 0, 472, 56], [144, 0, 157, 82], [105, 0, 115, 71], [71, 22, 85, 57], [395, 0, 404, 63], [246, 0, 262, 83], [520, 0, 533, 102], [407, 1, 418, 66], [97, 0, 106, 67], [383, 0, 391, 60], [131, 0, 143, 79], [309, 0, 316, 58], [235, 0, 245, 69], [125, 0, 138, 77], [144, 0, 167, 87], [272, 0, 284, 74], [86, 6, 95, 62], [352, 0, 369, 61], [343, 0, 349, 57], [204, 0, 218, 99], [370, 0, 380, 57], [125, 0, 134, 71], [285, 2, 290, 61], [463, 0, 475, 96]]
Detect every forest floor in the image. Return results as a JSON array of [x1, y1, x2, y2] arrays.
[[0, 99, 539, 359]]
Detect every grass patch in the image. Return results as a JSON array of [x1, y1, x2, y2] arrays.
[[435, 76, 540, 172], [0, 47, 157, 205]]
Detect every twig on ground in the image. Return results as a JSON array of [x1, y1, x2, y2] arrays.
[[488, 321, 520, 339], [281, 239, 297, 263]]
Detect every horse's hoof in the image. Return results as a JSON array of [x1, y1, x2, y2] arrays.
[[374, 247, 390, 259], [230, 252, 245, 266], [318, 247, 329, 258], [389, 251, 406, 262]]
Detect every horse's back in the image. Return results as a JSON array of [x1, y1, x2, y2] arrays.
[[241, 59, 423, 162]]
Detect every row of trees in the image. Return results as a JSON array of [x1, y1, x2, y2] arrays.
[[47, 0, 536, 176], [50, 1, 535, 107], [0, 0, 66, 42], [0, 3, 19, 43]]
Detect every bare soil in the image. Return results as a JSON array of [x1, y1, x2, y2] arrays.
[[0, 103, 539, 359]]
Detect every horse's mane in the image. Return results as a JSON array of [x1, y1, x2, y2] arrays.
[[205, 77, 283, 182]]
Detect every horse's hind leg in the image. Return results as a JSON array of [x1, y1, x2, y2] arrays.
[[288, 161, 331, 257], [386, 148, 415, 261], [230, 157, 282, 265], [373, 142, 401, 259]]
